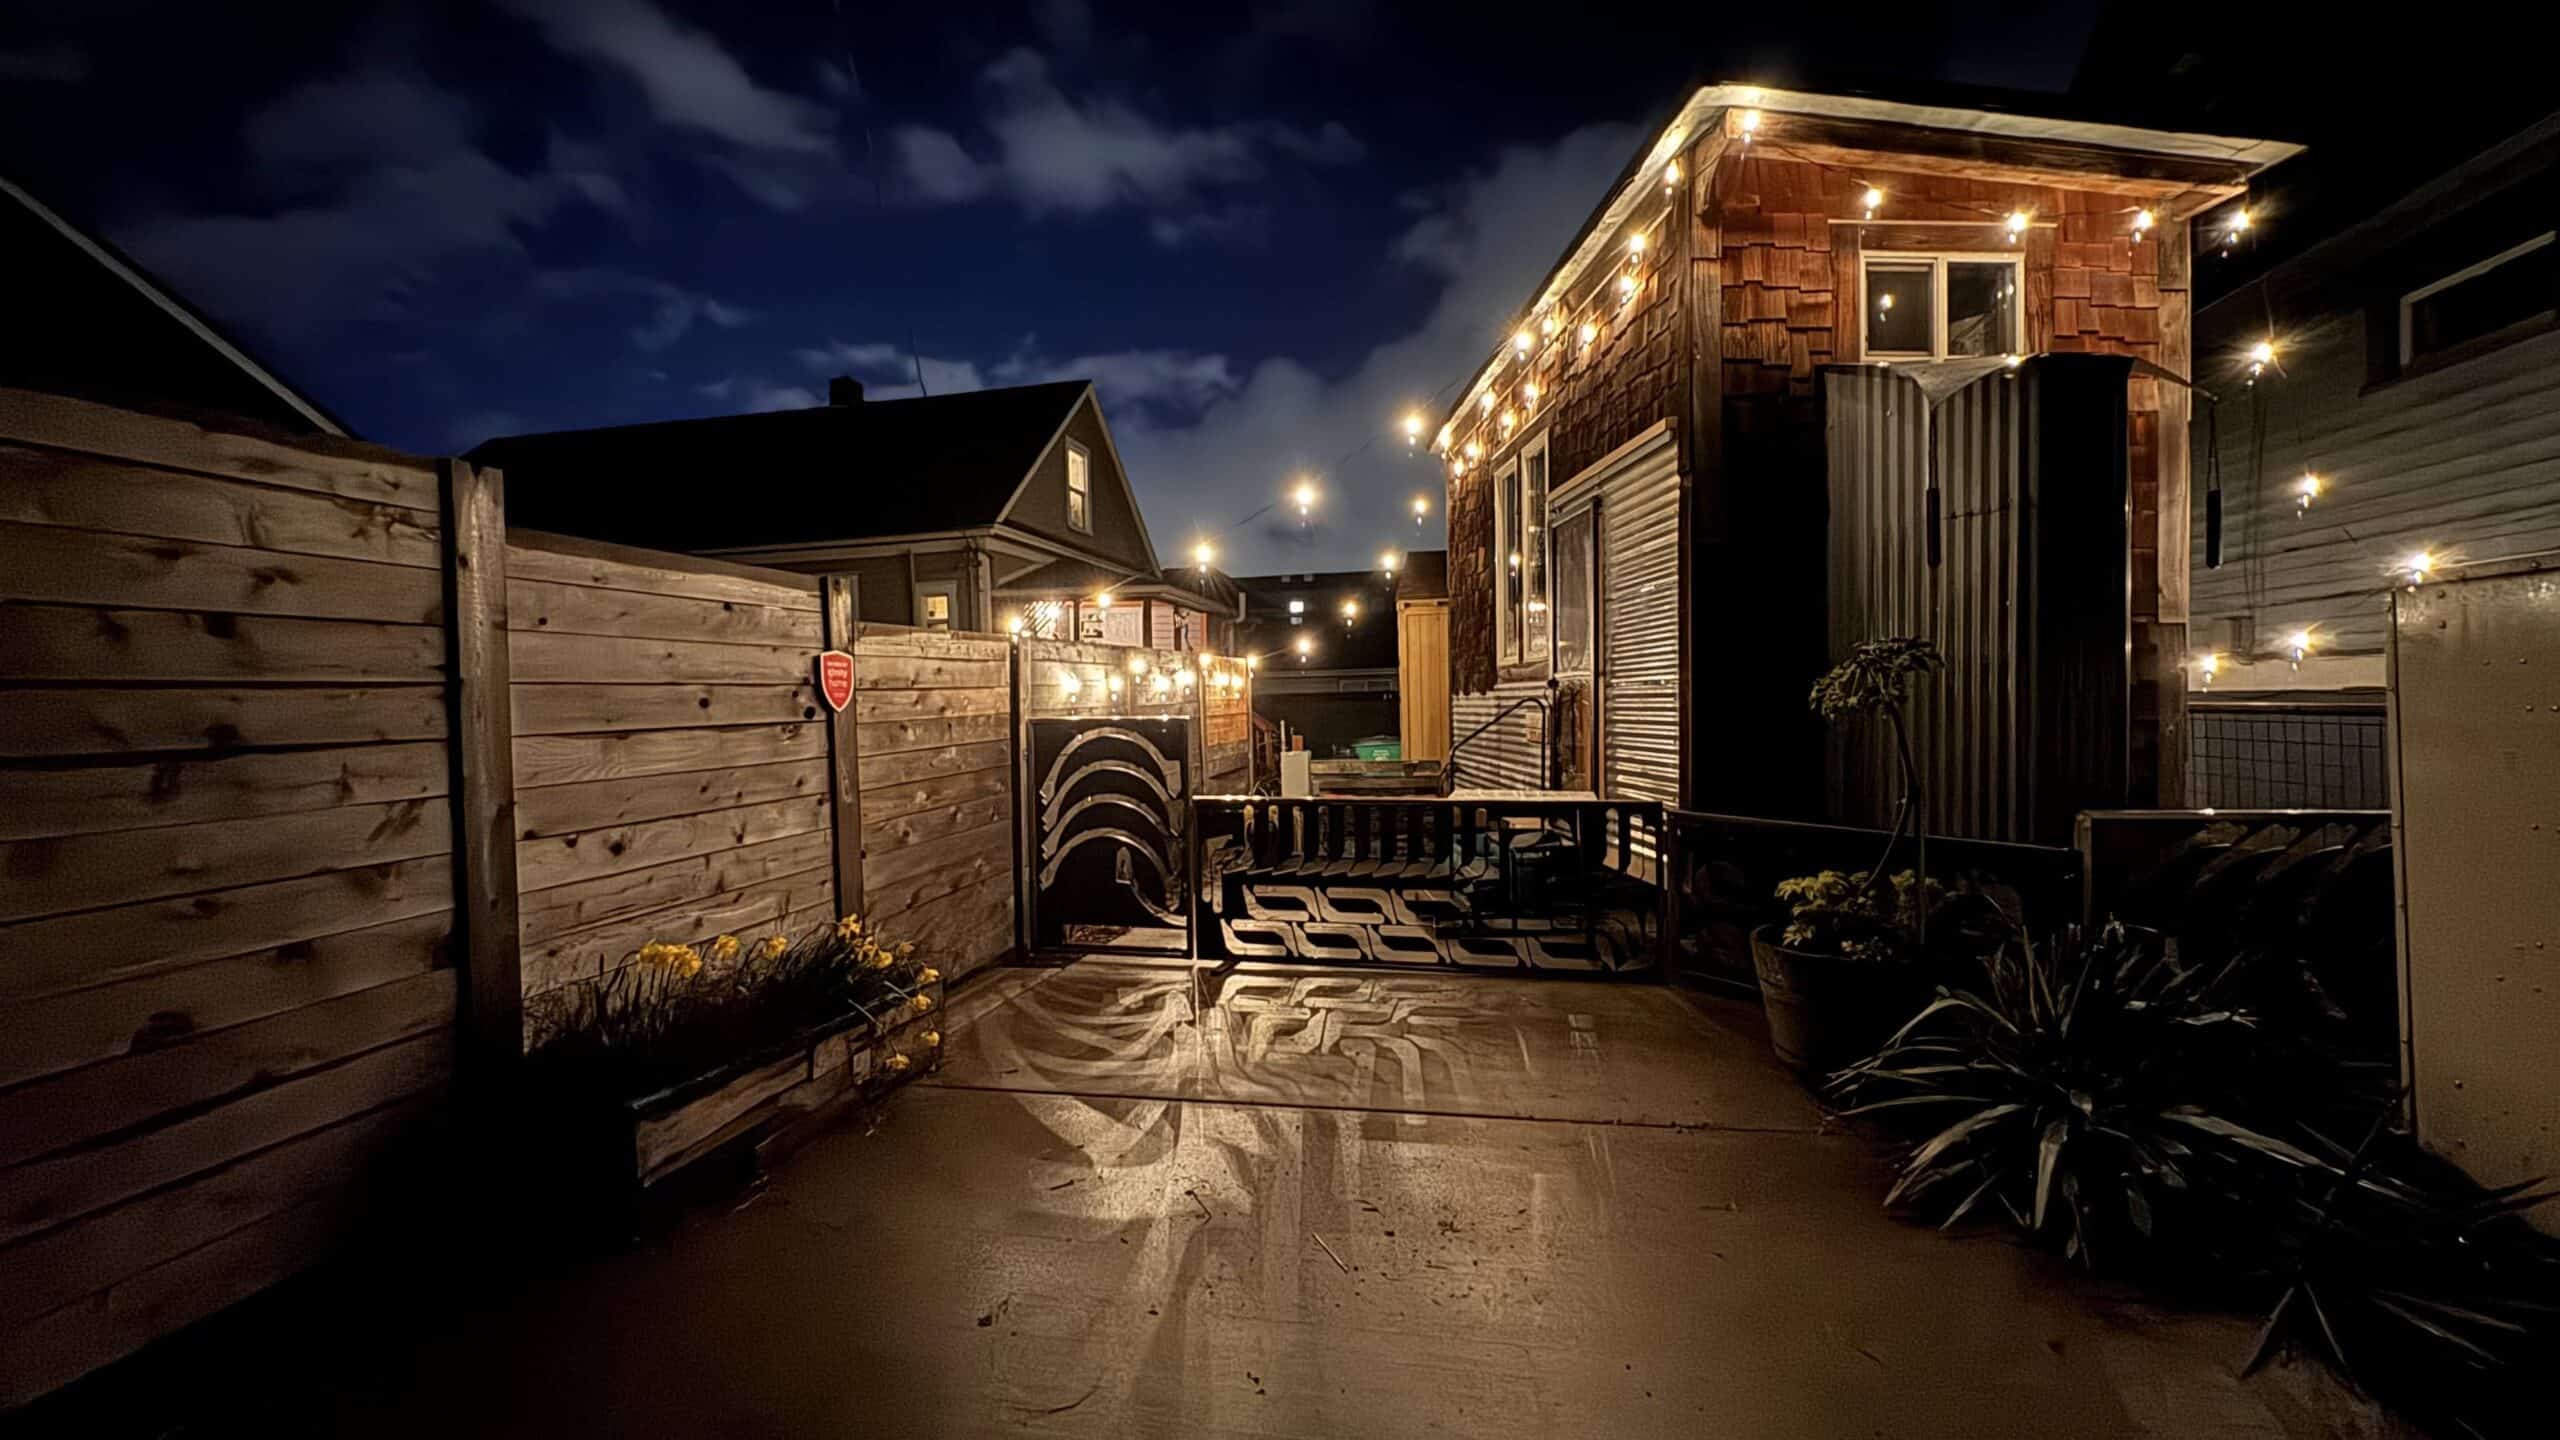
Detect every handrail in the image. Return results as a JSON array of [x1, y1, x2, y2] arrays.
[[1440, 692, 1550, 795]]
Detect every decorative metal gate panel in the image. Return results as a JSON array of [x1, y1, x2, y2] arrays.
[[1026, 716, 1191, 954]]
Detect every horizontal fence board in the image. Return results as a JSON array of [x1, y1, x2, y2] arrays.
[[514, 758, 824, 839], [864, 818, 1008, 914], [0, 858, 452, 1004], [0, 387, 440, 514], [0, 685, 448, 759], [510, 722, 823, 789], [505, 576, 824, 648], [872, 871, 1012, 980], [0, 520, 445, 625], [855, 711, 1009, 758], [0, 741, 449, 841], [505, 541, 819, 613], [509, 630, 809, 686], [0, 1095, 430, 1333], [856, 739, 1009, 792], [854, 685, 1010, 722], [0, 910, 452, 1090], [0, 798, 449, 923], [515, 829, 831, 949], [521, 863, 836, 997], [853, 624, 1010, 662], [515, 795, 827, 894], [510, 681, 823, 737], [0, 607, 447, 683], [853, 654, 1007, 691], [861, 792, 1009, 852], [858, 765, 1010, 826], [0, 969, 455, 1170], [0, 442, 441, 569], [0, 1030, 451, 1250]]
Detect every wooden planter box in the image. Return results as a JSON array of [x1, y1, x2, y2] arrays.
[[622, 975, 944, 1192]]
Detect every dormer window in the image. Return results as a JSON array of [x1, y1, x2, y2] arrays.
[[1065, 441, 1092, 533]]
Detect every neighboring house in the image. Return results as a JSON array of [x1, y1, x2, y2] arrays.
[[474, 377, 1231, 647], [1, 174, 346, 436], [1424, 82, 2298, 844], [1231, 569, 1402, 757], [2172, 113, 2560, 807]]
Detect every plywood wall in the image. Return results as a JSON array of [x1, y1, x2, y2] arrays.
[[853, 624, 1014, 982], [0, 388, 459, 1405], [505, 536, 836, 1037]]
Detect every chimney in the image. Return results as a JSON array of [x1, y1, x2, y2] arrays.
[[828, 376, 865, 406]]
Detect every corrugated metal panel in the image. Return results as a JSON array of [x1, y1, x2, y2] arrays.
[[2192, 312, 2560, 663], [1599, 432, 1682, 806], [1449, 679, 1546, 790], [1824, 366, 2030, 840]]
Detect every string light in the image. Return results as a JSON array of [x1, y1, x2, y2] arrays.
[[1341, 598, 1360, 622], [1294, 635, 1312, 660], [2197, 652, 2219, 687], [1628, 232, 1647, 257], [1508, 551, 1522, 571], [2131, 208, 2154, 242], [1617, 272, 1639, 304], [1059, 670, 1082, 698], [1130, 655, 1149, 675], [1578, 320, 1598, 349], [2004, 210, 2030, 244], [1400, 412, 1423, 444], [1861, 186, 1884, 218], [2404, 550, 2434, 588], [1521, 381, 1539, 408], [2286, 628, 2312, 668], [2248, 338, 2277, 382], [1663, 159, 1680, 192], [1246, 654, 1258, 671], [1464, 440, 1482, 461], [1413, 495, 1430, 521], [1108, 672, 1125, 696], [1380, 550, 1399, 575], [1541, 312, 1560, 338], [1513, 330, 1533, 358], [1738, 110, 1761, 143], [1094, 591, 1112, 609], [1005, 612, 1024, 638], [2295, 472, 2321, 512], [2221, 207, 2251, 254], [1479, 392, 1494, 415], [1500, 408, 1516, 434], [1293, 479, 1317, 519], [1191, 540, 1215, 569]]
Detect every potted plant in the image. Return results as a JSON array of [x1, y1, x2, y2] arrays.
[[1750, 638, 1945, 1072], [526, 913, 944, 1200], [1752, 868, 1937, 1072]]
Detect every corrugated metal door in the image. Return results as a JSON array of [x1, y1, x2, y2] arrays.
[[1599, 431, 1681, 806]]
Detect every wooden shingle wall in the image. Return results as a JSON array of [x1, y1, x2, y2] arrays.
[[0, 389, 459, 1404], [506, 536, 835, 1035], [852, 624, 1014, 982]]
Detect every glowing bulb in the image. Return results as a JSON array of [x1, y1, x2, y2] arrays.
[[1413, 495, 1430, 518], [1508, 551, 1521, 571], [1341, 599, 1359, 621], [1628, 232, 1647, 256], [1663, 159, 1680, 189], [1192, 540, 1215, 568], [1861, 186, 1884, 215], [1499, 408, 1516, 433], [2198, 652, 2220, 685], [1738, 110, 1761, 138], [1059, 670, 1081, 697], [1294, 636, 1311, 658], [1464, 440, 1481, 461], [1094, 591, 1112, 609], [1246, 654, 1258, 671], [2132, 208, 2154, 238], [1177, 668, 1194, 688], [2405, 550, 2434, 586], [1380, 550, 1399, 573], [1513, 330, 1533, 357], [2004, 210, 2030, 242], [1578, 321, 1598, 347], [1130, 655, 1148, 675], [2004, 353, 2023, 369], [1108, 673, 1124, 695], [2296, 473, 2321, 510], [2228, 208, 2251, 237], [1521, 381, 1539, 406], [1618, 272, 1639, 303], [1448, 459, 1463, 480], [2287, 629, 2312, 664], [1294, 480, 1317, 512], [1401, 412, 1423, 442], [1479, 392, 1494, 414], [1878, 292, 1895, 311], [1541, 313, 1560, 337]]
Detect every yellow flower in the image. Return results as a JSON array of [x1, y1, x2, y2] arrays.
[[636, 941, 703, 976], [918, 967, 940, 986], [835, 914, 864, 942], [706, 933, 741, 966], [912, 992, 935, 1013], [920, 1030, 942, 1049], [883, 1052, 912, 1074], [896, 941, 916, 960], [753, 934, 789, 962], [867, 948, 894, 970]]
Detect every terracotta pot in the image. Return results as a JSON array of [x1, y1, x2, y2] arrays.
[[1749, 925, 1915, 1077]]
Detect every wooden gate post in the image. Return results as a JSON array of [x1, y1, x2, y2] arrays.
[[439, 458, 522, 1073], [821, 575, 865, 920]]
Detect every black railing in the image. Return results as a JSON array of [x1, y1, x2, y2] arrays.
[[1440, 690, 1551, 794], [1190, 794, 1666, 973]]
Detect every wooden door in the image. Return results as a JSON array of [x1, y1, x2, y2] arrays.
[[1397, 600, 1450, 762]]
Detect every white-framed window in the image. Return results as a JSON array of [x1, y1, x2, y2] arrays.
[[1493, 433, 1552, 670], [2400, 231, 2556, 368], [1863, 252, 2025, 358], [1065, 441, 1092, 532], [912, 579, 956, 631]]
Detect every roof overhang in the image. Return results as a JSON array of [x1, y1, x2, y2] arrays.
[[1435, 83, 2302, 444]]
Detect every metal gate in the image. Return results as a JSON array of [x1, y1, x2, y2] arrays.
[[1025, 716, 1192, 954]]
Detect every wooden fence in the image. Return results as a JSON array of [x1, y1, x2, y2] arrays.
[[0, 390, 466, 1405], [506, 533, 839, 1037], [853, 624, 1015, 983]]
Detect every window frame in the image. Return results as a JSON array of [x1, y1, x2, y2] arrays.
[[1495, 451, 1524, 667], [912, 579, 957, 632], [1064, 440, 1093, 533], [1517, 429, 1551, 671], [1861, 250, 2027, 360], [2398, 230, 2557, 368]]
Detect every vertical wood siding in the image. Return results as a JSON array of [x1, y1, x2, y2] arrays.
[[0, 389, 457, 1405]]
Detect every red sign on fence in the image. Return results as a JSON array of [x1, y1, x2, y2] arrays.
[[815, 650, 854, 712]]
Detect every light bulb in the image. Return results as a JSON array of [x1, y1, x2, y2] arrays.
[[1628, 232, 1647, 256], [1006, 613, 1023, 635], [1499, 409, 1516, 432], [1293, 480, 1316, 511], [1464, 440, 1481, 461], [1479, 392, 1494, 414], [1664, 159, 1680, 188], [1401, 412, 1423, 441], [1521, 381, 1539, 406], [2004, 210, 2030, 242], [1413, 495, 1430, 518], [2405, 550, 2434, 586], [1618, 272, 1638, 302], [1541, 313, 1559, 337], [1094, 591, 1111, 609], [2132, 208, 2154, 237], [1192, 541, 1215, 568], [1513, 330, 1533, 357], [1578, 321, 1598, 347], [2198, 652, 2219, 685], [2296, 473, 2321, 510], [1861, 186, 1884, 215], [1380, 550, 1398, 572], [1738, 110, 1761, 137]]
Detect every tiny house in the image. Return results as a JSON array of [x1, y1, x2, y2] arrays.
[[1429, 84, 2299, 843]]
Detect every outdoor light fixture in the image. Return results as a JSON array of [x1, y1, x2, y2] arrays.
[[1401, 412, 1423, 443], [1464, 440, 1482, 461], [2248, 338, 2278, 380], [1059, 671, 1082, 698], [2004, 210, 2030, 243], [1513, 330, 1533, 357], [1663, 159, 1680, 191], [1293, 479, 1317, 518], [2132, 208, 2154, 241], [2287, 629, 2312, 668], [2198, 652, 2220, 687], [1287, 599, 1305, 616], [1738, 110, 1761, 141], [1521, 381, 1539, 407], [2223, 208, 2251, 251], [2296, 472, 2321, 511], [1341, 599, 1359, 622], [1413, 495, 1430, 521], [1192, 540, 1215, 568], [1005, 612, 1023, 637], [1381, 550, 1399, 574], [1094, 591, 1111, 609], [1579, 321, 1598, 348], [1294, 636, 1312, 660], [1618, 272, 1639, 304], [1862, 186, 1884, 217], [1541, 312, 1560, 338], [1628, 232, 1646, 257], [2405, 550, 2434, 588]]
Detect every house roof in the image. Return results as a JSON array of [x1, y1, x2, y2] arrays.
[[1432, 82, 2304, 444], [1, 174, 348, 436], [473, 380, 1094, 552], [992, 557, 1141, 597]]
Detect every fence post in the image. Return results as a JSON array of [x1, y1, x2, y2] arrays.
[[821, 575, 865, 922], [439, 459, 521, 1072]]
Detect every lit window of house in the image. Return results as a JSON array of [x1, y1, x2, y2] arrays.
[[1495, 434, 1551, 669], [1863, 253, 2024, 358], [1065, 441, 1092, 532]]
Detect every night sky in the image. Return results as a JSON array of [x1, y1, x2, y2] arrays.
[[3, 0, 2101, 572]]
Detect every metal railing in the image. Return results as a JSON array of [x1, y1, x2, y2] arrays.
[[1439, 689, 1551, 794]]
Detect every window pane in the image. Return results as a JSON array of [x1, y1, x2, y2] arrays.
[[1947, 262, 2017, 356], [1866, 262, 1932, 353], [1552, 507, 1594, 674], [1501, 461, 1524, 663], [1521, 445, 1549, 663], [2409, 237, 2556, 361]]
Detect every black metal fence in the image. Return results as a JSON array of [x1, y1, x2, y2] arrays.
[[1190, 795, 1667, 973]]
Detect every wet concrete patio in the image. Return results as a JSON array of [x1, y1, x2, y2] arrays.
[[43, 963, 2388, 1438]]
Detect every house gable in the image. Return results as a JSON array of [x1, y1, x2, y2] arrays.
[[998, 387, 1158, 574]]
